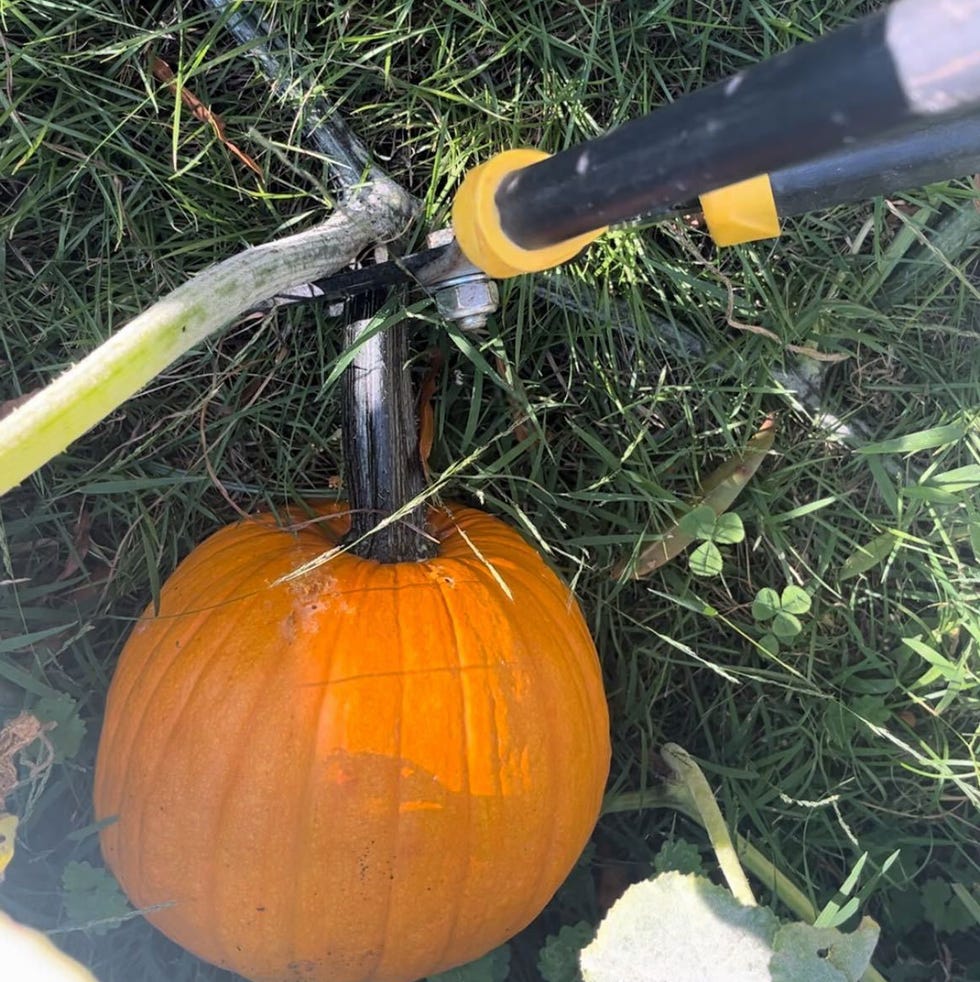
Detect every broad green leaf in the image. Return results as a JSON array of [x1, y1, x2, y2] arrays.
[[760, 633, 780, 656], [653, 838, 704, 876], [824, 702, 856, 750], [752, 588, 781, 622], [678, 505, 718, 541], [33, 693, 86, 762], [851, 695, 892, 727], [713, 512, 745, 545], [855, 422, 966, 455], [920, 877, 952, 921], [886, 887, 924, 934], [920, 878, 978, 934], [772, 612, 803, 640], [839, 531, 898, 581], [579, 872, 779, 982], [538, 923, 593, 982], [689, 541, 723, 577], [770, 918, 879, 981], [780, 586, 812, 616], [428, 945, 510, 982], [61, 862, 131, 935]]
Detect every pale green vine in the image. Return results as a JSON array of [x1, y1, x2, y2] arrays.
[[0, 179, 414, 496]]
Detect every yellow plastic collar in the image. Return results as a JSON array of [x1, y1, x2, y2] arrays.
[[699, 173, 780, 247], [452, 148, 607, 278]]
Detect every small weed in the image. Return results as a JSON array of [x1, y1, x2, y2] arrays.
[[678, 505, 745, 578], [751, 585, 813, 654]]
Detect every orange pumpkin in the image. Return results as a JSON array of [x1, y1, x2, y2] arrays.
[[94, 501, 610, 982]]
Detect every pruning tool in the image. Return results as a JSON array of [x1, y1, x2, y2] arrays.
[[254, 0, 980, 331]]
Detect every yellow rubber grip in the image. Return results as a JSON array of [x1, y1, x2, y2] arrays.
[[452, 148, 607, 278], [699, 173, 781, 247]]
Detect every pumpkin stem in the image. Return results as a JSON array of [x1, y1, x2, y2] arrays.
[[341, 315, 437, 563]]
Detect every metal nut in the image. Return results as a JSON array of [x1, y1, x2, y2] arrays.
[[434, 277, 500, 328]]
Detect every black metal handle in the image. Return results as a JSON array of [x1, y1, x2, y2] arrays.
[[770, 113, 980, 219], [495, 0, 980, 249]]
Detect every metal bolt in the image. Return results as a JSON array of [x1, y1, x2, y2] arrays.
[[433, 275, 499, 332]]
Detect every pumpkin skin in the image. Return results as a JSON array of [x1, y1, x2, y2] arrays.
[[94, 502, 610, 982]]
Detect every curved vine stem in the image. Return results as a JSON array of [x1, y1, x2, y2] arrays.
[[0, 179, 415, 497], [202, 0, 392, 195], [659, 743, 758, 908]]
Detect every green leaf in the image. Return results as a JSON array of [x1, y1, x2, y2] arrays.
[[579, 872, 779, 982], [772, 611, 803, 640], [920, 878, 979, 934], [780, 586, 811, 616], [902, 636, 963, 684], [712, 512, 745, 544], [855, 422, 966, 455], [760, 633, 781, 656], [653, 837, 704, 876], [839, 531, 898, 581], [824, 701, 874, 750], [770, 917, 880, 982], [677, 505, 718, 541], [814, 854, 868, 929], [689, 541, 723, 577], [901, 486, 960, 505], [33, 693, 86, 762], [61, 861, 131, 935], [538, 923, 593, 982], [920, 877, 951, 924], [851, 695, 891, 728], [752, 588, 781, 622], [887, 887, 924, 934], [950, 883, 980, 930], [923, 464, 980, 493]]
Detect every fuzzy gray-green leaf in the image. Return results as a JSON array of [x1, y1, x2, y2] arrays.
[[770, 917, 879, 981], [580, 872, 779, 982]]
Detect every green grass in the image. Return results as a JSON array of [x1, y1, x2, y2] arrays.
[[2, 0, 979, 980]]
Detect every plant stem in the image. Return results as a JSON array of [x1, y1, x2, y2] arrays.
[[203, 0, 397, 195], [0, 180, 415, 497], [660, 744, 758, 907], [341, 315, 436, 563]]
